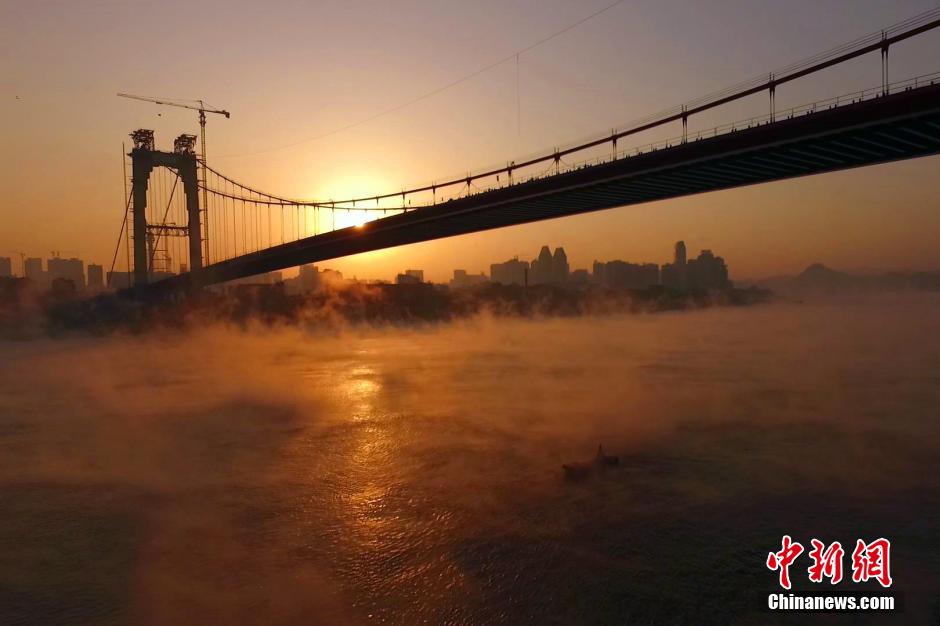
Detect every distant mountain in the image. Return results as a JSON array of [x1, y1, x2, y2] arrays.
[[794, 263, 857, 290], [748, 263, 940, 295]]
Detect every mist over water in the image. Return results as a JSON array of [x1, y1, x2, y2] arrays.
[[1, 296, 939, 624]]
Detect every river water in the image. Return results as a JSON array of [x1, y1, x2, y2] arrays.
[[0, 296, 938, 624]]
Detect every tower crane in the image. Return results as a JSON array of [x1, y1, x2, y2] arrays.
[[116, 93, 230, 160], [117, 93, 230, 263]]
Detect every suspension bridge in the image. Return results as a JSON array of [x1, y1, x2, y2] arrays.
[[114, 10, 940, 294]]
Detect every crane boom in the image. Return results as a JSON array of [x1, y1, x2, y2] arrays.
[[116, 93, 230, 118]]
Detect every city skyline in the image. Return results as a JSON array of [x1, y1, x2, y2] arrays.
[[3, 0, 940, 284], [0, 239, 730, 290], [6, 231, 940, 292]]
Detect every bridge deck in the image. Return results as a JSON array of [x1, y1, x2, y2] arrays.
[[154, 82, 940, 291]]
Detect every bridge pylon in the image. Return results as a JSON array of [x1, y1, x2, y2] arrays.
[[128, 130, 203, 289]]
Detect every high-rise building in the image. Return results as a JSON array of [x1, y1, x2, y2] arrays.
[[395, 269, 424, 285], [0, 257, 11, 278], [48, 257, 85, 290], [526, 245, 571, 284], [662, 241, 689, 290], [450, 269, 487, 289], [674, 240, 687, 291], [490, 258, 529, 286], [687, 249, 730, 290], [396, 272, 421, 285], [551, 247, 569, 283], [530, 246, 554, 285], [87, 264, 104, 290], [662, 243, 730, 291], [596, 260, 659, 289], [24, 257, 45, 287], [674, 240, 687, 266], [299, 264, 321, 292], [569, 269, 590, 284]]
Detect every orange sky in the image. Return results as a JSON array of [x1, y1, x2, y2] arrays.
[[2, 0, 940, 282]]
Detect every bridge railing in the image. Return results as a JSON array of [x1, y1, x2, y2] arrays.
[[416, 70, 940, 200], [550, 71, 940, 175], [320, 71, 940, 210]]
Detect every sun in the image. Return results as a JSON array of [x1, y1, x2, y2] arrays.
[[333, 209, 372, 230], [303, 173, 397, 232]]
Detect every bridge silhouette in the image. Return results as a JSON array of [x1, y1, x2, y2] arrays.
[[118, 11, 940, 294]]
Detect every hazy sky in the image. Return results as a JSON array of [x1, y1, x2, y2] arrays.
[[2, 0, 940, 281]]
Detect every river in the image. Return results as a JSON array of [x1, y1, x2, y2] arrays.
[[1, 296, 938, 624]]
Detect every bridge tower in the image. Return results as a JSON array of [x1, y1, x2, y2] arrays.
[[128, 130, 203, 288]]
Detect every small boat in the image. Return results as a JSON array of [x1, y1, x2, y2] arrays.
[[562, 445, 619, 480]]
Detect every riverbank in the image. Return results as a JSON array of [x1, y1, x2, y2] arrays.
[[2, 280, 772, 337]]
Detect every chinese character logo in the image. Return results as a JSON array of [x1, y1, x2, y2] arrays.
[[851, 538, 893, 588], [766, 535, 804, 589], [807, 539, 844, 584], [767, 535, 893, 589]]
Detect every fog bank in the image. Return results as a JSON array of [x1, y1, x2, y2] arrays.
[[1, 295, 938, 624]]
